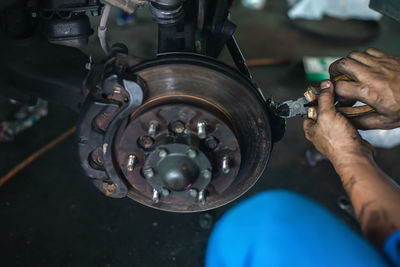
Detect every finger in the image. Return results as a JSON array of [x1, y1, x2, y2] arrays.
[[329, 58, 369, 81], [303, 119, 315, 140], [334, 80, 377, 108], [335, 80, 361, 101], [350, 113, 395, 130], [317, 80, 335, 114], [348, 51, 378, 66], [336, 95, 357, 107], [365, 47, 388, 58]]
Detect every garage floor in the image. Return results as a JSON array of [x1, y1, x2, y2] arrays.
[[1, 1, 400, 266]]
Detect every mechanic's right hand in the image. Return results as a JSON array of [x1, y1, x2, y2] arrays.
[[303, 80, 373, 168], [329, 48, 400, 130]]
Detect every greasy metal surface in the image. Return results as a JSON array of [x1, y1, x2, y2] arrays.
[[117, 56, 272, 212], [144, 143, 213, 194], [115, 100, 241, 211]]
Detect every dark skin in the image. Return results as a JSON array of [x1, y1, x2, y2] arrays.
[[329, 48, 400, 129], [303, 78, 400, 249]]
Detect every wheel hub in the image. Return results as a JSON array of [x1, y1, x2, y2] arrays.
[[115, 99, 241, 207], [78, 55, 274, 212]]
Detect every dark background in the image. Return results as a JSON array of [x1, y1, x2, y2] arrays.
[[1, 1, 400, 266]]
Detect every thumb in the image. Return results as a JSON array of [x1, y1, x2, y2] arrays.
[[303, 118, 316, 141], [318, 80, 335, 114]]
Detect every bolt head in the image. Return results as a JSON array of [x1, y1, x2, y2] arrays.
[[143, 168, 154, 179], [205, 136, 218, 150], [159, 149, 168, 158], [170, 120, 186, 134], [189, 188, 198, 198], [138, 135, 154, 150], [161, 188, 170, 197], [187, 149, 197, 159], [103, 183, 116, 196], [203, 169, 212, 179]]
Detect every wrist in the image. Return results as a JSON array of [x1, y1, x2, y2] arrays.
[[331, 150, 375, 178]]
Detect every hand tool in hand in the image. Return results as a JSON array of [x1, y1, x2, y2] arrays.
[[274, 75, 376, 120]]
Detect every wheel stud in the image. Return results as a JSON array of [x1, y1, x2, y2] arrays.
[[152, 189, 160, 203], [198, 190, 206, 205], [127, 154, 137, 171], [222, 156, 231, 174], [148, 120, 159, 137], [197, 121, 207, 139]]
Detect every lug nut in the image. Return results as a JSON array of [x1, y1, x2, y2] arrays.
[[189, 188, 198, 198], [198, 190, 206, 205], [197, 121, 207, 139], [152, 189, 160, 203], [222, 156, 231, 174], [148, 120, 159, 137], [127, 154, 137, 171], [187, 149, 197, 159], [138, 135, 154, 150], [159, 149, 168, 158], [205, 136, 219, 150], [143, 168, 154, 179], [170, 120, 186, 134], [202, 169, 212, 180]]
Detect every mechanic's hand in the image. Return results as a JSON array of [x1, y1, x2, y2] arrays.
[[303, 80, 373, 167], [329, 48, 400, 130]]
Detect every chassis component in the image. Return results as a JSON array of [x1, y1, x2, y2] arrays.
[[0, 0, 285, 212], [78, 54, 272, 212]]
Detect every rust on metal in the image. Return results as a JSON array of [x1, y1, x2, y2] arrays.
[[108, 62, 272, 212]]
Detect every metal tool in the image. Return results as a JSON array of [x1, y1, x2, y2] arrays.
[[275, 75, 376, 120]]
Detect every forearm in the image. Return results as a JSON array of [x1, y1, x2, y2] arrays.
[[333, 155, 400, 248]]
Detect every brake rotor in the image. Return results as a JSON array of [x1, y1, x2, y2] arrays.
[[114, 55, 272, 212], [79, 54, 273, 212]]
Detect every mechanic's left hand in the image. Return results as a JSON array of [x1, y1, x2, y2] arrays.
[[303, 80, 373, 167]]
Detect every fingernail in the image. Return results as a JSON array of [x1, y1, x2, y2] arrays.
[[321, 80, 331, 90]]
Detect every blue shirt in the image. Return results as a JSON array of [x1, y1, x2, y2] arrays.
[[206, 190, 399, 267]]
